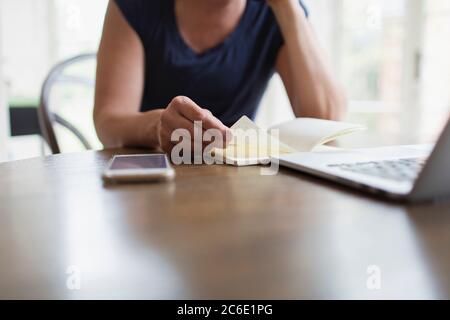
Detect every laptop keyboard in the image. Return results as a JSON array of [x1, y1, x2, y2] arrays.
[[328, 157, 427, 182]]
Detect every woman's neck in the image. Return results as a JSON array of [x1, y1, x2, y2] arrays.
[[175, 0, 247, 54]]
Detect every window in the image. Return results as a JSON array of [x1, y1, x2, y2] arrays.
[[260, 0, 450, 144], [0, 0, 108, 160], [340, 0, 407, 109], [421, 0, 450, 137], [1, 0, 108, 105]]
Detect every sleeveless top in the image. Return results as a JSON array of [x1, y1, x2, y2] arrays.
[[115, 0, 308, 126]]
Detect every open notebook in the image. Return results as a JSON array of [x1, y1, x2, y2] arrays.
[[210, 116, 365, 166]]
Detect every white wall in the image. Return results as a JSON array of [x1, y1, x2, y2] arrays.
[[1, 0, 54, 101], [0, 0, 10, 161], [0, 64, 7, 162], [1, 0, 107, 102], [0, 0, 107, 160]]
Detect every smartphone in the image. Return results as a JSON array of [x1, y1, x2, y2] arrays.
[[102, 154, 175, 183]]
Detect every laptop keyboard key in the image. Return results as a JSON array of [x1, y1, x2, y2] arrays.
[[328, 157, 426, 182]]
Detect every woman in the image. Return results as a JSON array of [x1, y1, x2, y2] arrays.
[[94, 0, 346, 153]]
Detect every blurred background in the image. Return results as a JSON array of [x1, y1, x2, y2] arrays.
[[0, 0, 449, 161]]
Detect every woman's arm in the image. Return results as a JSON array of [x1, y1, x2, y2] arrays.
[[268, 0, 347, 120], [94, 1, 161, 149], [94, 1, 230, 151]]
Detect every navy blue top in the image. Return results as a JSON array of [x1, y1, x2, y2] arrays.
[[115, 0, 308, 126]]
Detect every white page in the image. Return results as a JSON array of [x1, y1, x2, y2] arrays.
[[213, 116, 295, 164], [212, 116, 364, 166], [269, 118, 365, 152]]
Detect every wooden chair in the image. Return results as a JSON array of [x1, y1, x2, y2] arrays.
[[38, 53, 98, 154]]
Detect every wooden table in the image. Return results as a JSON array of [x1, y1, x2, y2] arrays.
[[0, 149, 449, 299]]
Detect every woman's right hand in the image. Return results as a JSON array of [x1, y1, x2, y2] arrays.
[[158, 96, 232, 153]]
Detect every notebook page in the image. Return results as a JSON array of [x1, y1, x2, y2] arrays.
[[269, 118, 365, 152], [212, 116, 294, 165]]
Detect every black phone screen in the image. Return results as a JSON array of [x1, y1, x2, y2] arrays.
[[109, 155, 168, 170]]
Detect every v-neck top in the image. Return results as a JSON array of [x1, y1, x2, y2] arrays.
[[115, 0, 308, 127]]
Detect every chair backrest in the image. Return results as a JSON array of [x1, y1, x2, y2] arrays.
[[38, 53, 100, 154]]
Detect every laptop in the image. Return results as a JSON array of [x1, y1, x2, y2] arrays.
[[275, 119, 450, 202]]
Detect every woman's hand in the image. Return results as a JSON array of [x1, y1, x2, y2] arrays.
[[158, 96, 232, 153]]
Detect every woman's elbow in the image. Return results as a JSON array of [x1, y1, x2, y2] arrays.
[[330, 89, 348, 121], [93, 107, 118, 148], [319, 86, 348, 121], [295, 88, 347, 121]]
